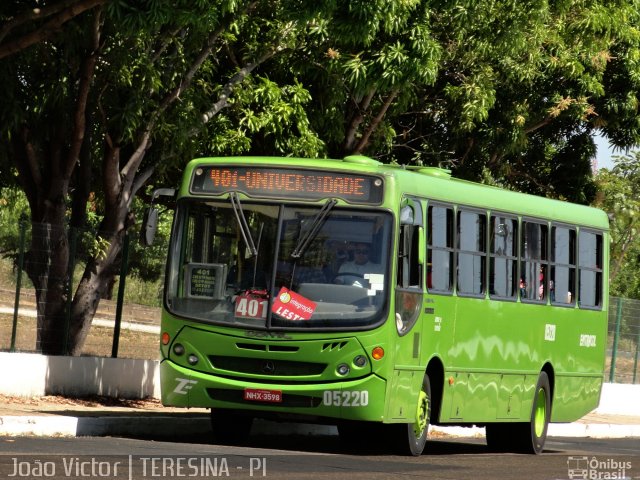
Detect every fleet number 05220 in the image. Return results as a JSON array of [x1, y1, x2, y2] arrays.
[[322, 390, 369, 407]]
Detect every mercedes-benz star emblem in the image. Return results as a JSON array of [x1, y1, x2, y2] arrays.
[[262, 361, 276, 374]]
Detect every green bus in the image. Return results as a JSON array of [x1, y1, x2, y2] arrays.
[[150, 155, 608, 455]]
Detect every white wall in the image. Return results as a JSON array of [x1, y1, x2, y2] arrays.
[[594, 382, 640, 416], [0, 352, 160, 399]]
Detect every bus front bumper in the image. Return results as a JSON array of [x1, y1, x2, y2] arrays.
[[160, 359, 387, 422]]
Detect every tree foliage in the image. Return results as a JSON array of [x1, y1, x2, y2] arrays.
[[284, 0, 640, 203], [595, 153, 640, 299]]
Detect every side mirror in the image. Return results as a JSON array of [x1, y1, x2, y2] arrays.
[[140, 188, 176, 247], [141, 207, 159, 246]]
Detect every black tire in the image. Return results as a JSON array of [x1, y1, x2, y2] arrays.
[[522, 371, 551, 454], [485, 371, 551, 454], [210, 408, 253, 445], [388, 374, 431, 456]]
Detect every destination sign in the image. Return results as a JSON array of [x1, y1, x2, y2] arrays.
[[190, 166, 384, 204], [184, 263, 226, 300]]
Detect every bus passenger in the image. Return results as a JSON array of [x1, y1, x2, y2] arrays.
[[538, 267, 546, 300], [519, 278, 527, 298]]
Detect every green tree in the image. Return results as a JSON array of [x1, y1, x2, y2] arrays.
[[291, 1, 640, 203], [594, 153, 640, 299], [0, 0, 324, 354], [0, 186, 30, 256], [0, 0, 108, 60]]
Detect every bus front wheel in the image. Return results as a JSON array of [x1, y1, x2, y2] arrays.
[[389, 373, 431, 456]]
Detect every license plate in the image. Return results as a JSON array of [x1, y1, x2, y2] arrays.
[[243, 388, 282, 403]]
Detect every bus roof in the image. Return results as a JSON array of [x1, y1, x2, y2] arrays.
[[185, 156, 610, 231]]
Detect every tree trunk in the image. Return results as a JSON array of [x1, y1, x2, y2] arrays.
[[66, 230, 126, 356], [28, 220, 71, 354]]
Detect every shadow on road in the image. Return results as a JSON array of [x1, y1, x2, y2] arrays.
[[120, 428, 497, 456]]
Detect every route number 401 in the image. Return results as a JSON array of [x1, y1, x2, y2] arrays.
[[322, 390, 369, 407]]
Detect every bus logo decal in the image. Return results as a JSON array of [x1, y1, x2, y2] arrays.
[[174, 378, 197, 395], [545, 324, 556, 341]]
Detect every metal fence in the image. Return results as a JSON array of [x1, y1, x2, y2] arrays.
[[0, 220, 163, 360], [608, 296, 640, 384]]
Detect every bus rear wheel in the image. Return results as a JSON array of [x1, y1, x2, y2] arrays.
[[525, 371, 551, 454], [485, 371, 550, 454], [210, 408, 253, 445], [389, 373, 431, 456]]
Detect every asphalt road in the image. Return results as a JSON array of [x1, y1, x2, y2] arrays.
[[1, 434, 639, 480]]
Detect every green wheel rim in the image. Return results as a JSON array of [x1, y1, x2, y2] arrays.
[[413, 390, 429, 437], [534, 388, 546, 438]]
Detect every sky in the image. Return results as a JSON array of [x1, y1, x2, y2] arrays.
[[593, 133, 637, 170], [594, 133, 615, 170]]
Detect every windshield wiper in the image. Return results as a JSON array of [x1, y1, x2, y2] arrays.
[[229, 192, 258, 257], [290, 198, 337, 259]]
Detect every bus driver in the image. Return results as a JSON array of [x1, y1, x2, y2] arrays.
[[336, 242, 383, 278]]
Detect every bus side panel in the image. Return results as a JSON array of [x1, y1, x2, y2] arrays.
[[419, 294, 458, 423], [385, 369, 424, 421], [438, 298, 534, 423], [442, 371, 517, 422], [435, 293, 606, 424], [551, 374, 602, 422], [549, 306, 607, 422], [386, 306, 432, 423], [496, 373, 525, 419]]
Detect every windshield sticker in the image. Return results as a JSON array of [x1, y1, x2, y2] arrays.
[[272, 287, 317, 320], [235, 290, 268, 319], [365, 273, 384, 296]]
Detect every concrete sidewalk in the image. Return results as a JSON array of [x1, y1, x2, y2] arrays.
[[1, 397, 640, 440]]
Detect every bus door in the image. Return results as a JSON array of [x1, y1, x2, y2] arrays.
[[387, 197, 425, 421], [424, 202, 457, 421]]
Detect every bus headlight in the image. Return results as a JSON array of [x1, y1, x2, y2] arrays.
[[337, 363, 350, 376], [173, 343, 185, 356]]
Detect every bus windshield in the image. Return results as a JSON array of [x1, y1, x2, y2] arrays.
[[166, 199, 392, 329]]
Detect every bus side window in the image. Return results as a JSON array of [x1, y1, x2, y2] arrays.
[[550, 225, 576, 305], [578, 230, 603, 309], [521, 220, 549, 302], [427, 204, 454, 293], [398, 201, 423, 289], [489, 215, 518, 299], [457, 209, 486, 297]]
